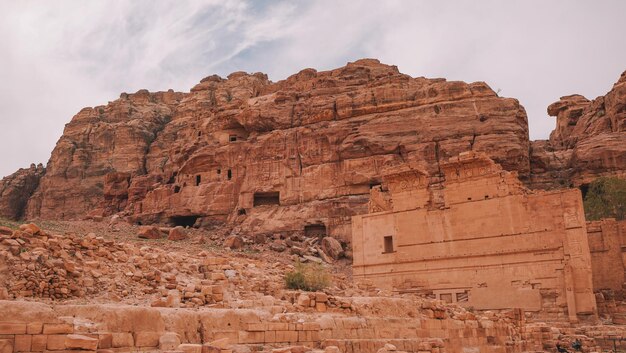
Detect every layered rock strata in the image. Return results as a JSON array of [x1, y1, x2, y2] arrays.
[[22, 59, 531, 241], [529, 70, 626, 189], [0, 164, 45, 220]]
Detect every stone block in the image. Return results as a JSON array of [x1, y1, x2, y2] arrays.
[[111, 332, 134, 348], [267, 323, 289, 331], [0, 324, 26, 335], [13, 335, 31, 352], [26, 323, 43, 335], [134, 332, 160, 347], [97, 333, 112, 349], [247, 323, 266, 332], [31, 335, 47, 351], [46, 335, 66, 350], [159, 332, 180, 350], [178, 343, 202, 353], [0, 339, 13, 353], [237, 331, 263, 344], [65, 334, 98, 351], [274, 331, 298, 343], [43, 323, 73, 334]]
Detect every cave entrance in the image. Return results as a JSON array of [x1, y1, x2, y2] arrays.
[[253, 191, 280, 206], [579, 183, 590, 199], [304, 224, 327, 238], [170, 215, 200, 227]]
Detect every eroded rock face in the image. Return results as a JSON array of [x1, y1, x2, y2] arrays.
[[530, 70, 626, 189], [26, 90, 183, 220], [19, 59, 530, 241], [0, 164, 45, 220]]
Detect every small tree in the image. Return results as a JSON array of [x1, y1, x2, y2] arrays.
[[583, 177, 626, 221]]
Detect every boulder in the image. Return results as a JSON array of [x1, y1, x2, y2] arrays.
[[224, 235, 243, 249], [168, 226, 187, 241], [137, 226, 162, 239], [321, 237, 343, 259]]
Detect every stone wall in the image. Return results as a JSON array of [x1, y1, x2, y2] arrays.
[[587, 219, 626, 292], [0, 299, 532, 353], [352, 152, 596, 323]]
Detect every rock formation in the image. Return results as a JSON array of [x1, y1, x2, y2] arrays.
[[2, 60, 624, 241], [0, 164, 45, 220], [19, 59, 531, 242], [529, 70, 626, 189]]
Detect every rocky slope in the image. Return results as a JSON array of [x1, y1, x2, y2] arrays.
[[3, 60, 624, 238], [21, 59, 531, 242]]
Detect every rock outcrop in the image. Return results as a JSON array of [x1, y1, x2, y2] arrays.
[[0, 164, 45, 220], [530, 70, 626, 189], [4, 59, 624, 239], [20, 59, 531, 241]]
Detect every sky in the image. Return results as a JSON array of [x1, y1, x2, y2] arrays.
[[1, 1, 625, 178]]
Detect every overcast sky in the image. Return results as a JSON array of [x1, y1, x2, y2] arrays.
[[1, 1, 625, 178]]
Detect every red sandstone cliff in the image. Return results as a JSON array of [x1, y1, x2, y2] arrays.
[[0, 163, 45, 220], [3, 59, 624, 241], [530, 70, 626, 189], [18, 59, 531, 241]]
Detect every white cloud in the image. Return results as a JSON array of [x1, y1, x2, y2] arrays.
[[1, 0, 625, 177]]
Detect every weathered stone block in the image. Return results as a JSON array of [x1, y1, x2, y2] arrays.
[[26, 322, 43, 335], [43, 323, 73, 334], [65, 334, 98, 351], [0, 324, 26, 335], [0, 339, 13, 353], [13, 335, 31, 352], [111, 332, 134, 348], [178, 343, 202, 353], [46, 335, 66, 350], [134, 332, 160, 347], [159, 332, 180, 350], [31, 335, 47, 351]]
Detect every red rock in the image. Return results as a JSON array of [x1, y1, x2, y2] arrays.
[[137, 226, 162, 239], [321, 237, 344, 260], [167, 226, 187, 241], [530, 70, 626, 189], [65, 334, 98, 351], [224, 235, 243, 249], [0, 163, 44, 220]]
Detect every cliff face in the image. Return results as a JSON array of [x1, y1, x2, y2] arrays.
[[0, 164, 45, 220], [6, 59, 624, 240], [530, 70, 626, 189], [20, 59, 531, 240]]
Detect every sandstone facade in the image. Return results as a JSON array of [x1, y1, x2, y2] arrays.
[[352, 152, 596, 323]]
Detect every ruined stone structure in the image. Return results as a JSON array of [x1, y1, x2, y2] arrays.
[[352, 152, 596, 323], [587, 219, 626, 293]]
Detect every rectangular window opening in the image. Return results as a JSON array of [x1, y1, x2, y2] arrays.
[[229, 135, 237, 142], [195, 175, 201, 186], [383, 235, 394, 253], [304, 224, 327, 238], [227, 169, 232, 180], [253, 191, 280, 206]]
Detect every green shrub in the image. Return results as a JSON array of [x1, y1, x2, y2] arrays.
[[284, 261, 331, 291], [583, 177, 626, 221]]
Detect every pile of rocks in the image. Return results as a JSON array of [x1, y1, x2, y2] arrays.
[[0, 223, 205, 302]]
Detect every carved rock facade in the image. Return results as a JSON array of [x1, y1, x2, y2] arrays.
[[22, 59, 531, 241]]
